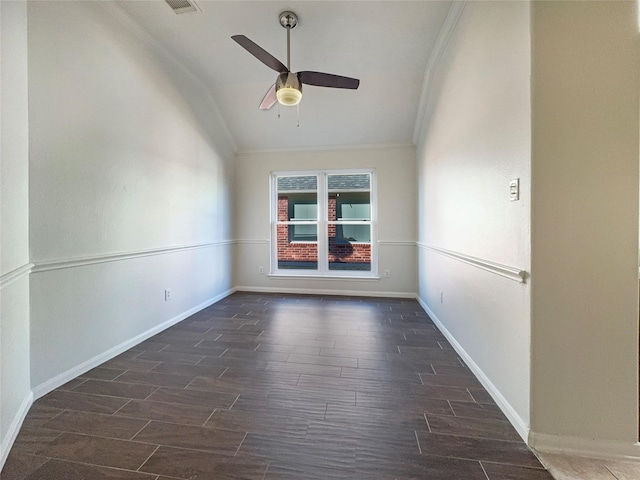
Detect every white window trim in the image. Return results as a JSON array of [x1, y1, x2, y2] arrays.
[[270, 168, 378, 278]]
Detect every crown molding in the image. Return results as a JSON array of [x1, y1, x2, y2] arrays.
[[96, 1, 237, 155], [413, 1, 468, 146], [236, 142, 416, 156]]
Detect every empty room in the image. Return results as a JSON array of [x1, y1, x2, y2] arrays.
[[2, 1, 640, 479]]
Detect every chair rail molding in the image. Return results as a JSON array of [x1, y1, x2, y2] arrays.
[[378, 240, 416, 247], [418, 243, 527, 283], [0, 263, 34, 290], [32, 241, 233, 273], [234, 239, 270, 245]]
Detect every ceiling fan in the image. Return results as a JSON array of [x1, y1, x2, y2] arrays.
[[232, 11, 360, 110]]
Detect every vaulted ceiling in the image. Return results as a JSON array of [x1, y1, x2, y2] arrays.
[[114, 0, 452, 152]]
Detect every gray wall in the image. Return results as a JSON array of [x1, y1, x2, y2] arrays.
[[530, 0, 639, 453]]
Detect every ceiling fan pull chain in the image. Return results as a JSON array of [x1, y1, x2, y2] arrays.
[[278, 103, 281, 119], [297, 103, 300, 128]]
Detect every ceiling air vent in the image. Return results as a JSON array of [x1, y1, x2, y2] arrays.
[[165, 0, 199, 14]]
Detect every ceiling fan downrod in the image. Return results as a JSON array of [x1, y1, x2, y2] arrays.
[[279, 11, 297, 71]]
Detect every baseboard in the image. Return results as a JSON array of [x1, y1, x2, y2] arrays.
[[529, 432, 640, 462], [32, 288, 235, 399], [415, 296, 640, 461], [235, 285, 417, 299], [416, 296, 530, 443], [1, 391, 34, 470]]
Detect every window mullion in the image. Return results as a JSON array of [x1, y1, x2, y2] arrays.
[[270, 174, 277, 273], [317, 173, 328, 274]]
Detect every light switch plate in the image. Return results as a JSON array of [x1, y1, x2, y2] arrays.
[[510, 179, 520, 201]]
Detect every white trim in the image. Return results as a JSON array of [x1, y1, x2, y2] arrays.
[[272, 167, 378, 177], [417, 296, 530, 443], [235, 240, 415, 247], [270, 169, 378, 278], [418, 243, 527, 283], [0, 263, 34, 289], [530, 432, 640, 462], [267, 274, 380, 281], [32, 241, 233, 273], [413, 0, 468, 145], [237, 142, 415, 156], [0, 391, 33, 470], [31, 288, 235, 399], [236, 285, 416, 299], [235, 239, 270, 245], [378, 241, 416, 247]]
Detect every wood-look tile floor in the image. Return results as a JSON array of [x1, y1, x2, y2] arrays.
[[3, 292, 554, 480]]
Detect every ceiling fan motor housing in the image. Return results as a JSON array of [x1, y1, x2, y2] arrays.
[[276, 72, 302, 106]]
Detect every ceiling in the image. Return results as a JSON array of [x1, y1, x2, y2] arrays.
[[114, 0, 452, 153]]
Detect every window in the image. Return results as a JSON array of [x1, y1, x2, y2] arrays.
[[271, 169, 377, 277], [289, 195, 318, 242], [335, 192, 371, 244]]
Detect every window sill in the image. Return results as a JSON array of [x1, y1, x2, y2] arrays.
[[268, 273, 380, 280]]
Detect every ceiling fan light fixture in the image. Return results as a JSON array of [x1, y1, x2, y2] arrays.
[[276, 72, 302, 106], [276, 86, 302, 106]]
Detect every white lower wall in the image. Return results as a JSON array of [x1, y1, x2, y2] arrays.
[[418, 247, 530, 439], [234, 146, 418, 297], [30, 243, 232, 393], [0, 274, 32, 468]]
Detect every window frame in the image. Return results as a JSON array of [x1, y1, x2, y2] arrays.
[[270, 168, 378, 278]]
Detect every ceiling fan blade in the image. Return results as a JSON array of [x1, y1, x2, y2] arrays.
[[259, 83, 277, 110], [231, 35, 289, 74], [298, 71, 360, 90]]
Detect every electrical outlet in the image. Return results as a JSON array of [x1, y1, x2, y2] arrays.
[[259, 266, 264, 275], [165, 288, 171, 301], [384, 269, 390, 278]]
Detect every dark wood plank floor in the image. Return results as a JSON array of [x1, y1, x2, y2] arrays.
[[2, 292, 553, 479]]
